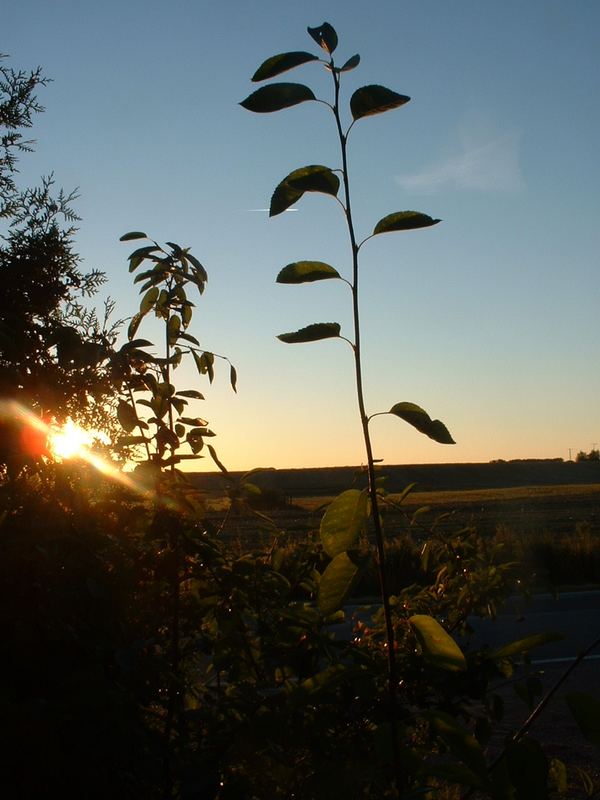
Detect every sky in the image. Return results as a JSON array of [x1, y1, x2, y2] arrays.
[[4, 0, 600, 471]]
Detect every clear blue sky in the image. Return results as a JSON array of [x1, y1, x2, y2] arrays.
[[4, 0, 600, 470]]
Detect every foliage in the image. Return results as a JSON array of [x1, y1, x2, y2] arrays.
[[576, 448, 600, 462], [0, 57, 120, 473]]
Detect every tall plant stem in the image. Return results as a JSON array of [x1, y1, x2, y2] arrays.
[[331, 63, 402, 794], [162, 275, 182, 781]]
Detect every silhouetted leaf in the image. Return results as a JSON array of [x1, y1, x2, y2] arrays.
[[350, 85, 410, 120], [389, 402, 455, 444], [116, 435, 148, 447], [175, 390, 205, 399], [318, 552, 361, 615], [178, 331, 199, 346], [339, 54, 360, 73], [277, 261, 341, 284], [230, 364, 237, 393], [185, 252, 208, 283], [252, 51, 319, 81], [307, 22, 338, 54], [566, 693, 600, 747], [320, 489, 368, 557], [373, 211, 441, 235], [270, 164, 339, 216], [240, 83, 315, 113], [120, 338, 153, 351], [128, 245, 160, 272], [128, 313, 143, 340], [277, 322, 341, 344], [120, 231, 147, 241], [117, 400, 138, 433], [409, 614, 466, 671]]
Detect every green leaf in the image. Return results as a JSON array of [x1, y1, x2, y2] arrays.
[[318, 552, 363, 616], [389, 402, 455, 444], [409, 614, 467, 671], [339, 53, 360, 73], [167, 315, 181, 345], [117, 399, 139, 433], [277, 261, 341, 284], [120, 231, 147, 241], [320, 489, 368, 558], [240, 83, 316, 113], [350, 85, 410, 120], [271, 164, 340, 216], [230, 364, 237, 393], [307, 22, 338, 54], [373, 211, 441, 235], [490, 631, 564, 660], [427, 711, 487, 778], [566, 692, 600, 747], [252, 51, 319, 82], [277, 322, 341, 344], [140, 286, 159, 315]]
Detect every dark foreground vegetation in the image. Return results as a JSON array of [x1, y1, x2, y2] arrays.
[[2, 26, 600, 800]]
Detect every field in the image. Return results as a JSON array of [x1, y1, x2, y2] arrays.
[[195, 462, 600, 590]]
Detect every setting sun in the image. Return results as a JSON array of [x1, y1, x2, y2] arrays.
[[48, 419, 109, 460]]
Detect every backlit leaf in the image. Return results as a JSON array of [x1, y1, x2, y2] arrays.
[[240, 83, 316, 113], [277, 322, 341, 344], [277, 261, 341, 284], [117, 400, 139, 433], [409, 614, 466, 671], [373, 211, 441, 235], [252, 51, 319, 81], [350, 85, 410, 120], [389, 402, 455, 444], [167, 315, 180, 345], [230, 364, 237, 393], [307, 22, 338, 54], [140, 287, 159, 315], [270, 164, 339, 216], [320, 489, 368, 558], [120, 231, 147, 242], [318, 552, 361, 616]]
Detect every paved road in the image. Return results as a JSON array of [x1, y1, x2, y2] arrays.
[[339, 591, 600, 663]]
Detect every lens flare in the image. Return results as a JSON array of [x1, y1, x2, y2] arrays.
[[48, 419, 108, 460]]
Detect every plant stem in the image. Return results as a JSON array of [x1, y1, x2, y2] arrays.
[[331, 62, 403, 795]]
